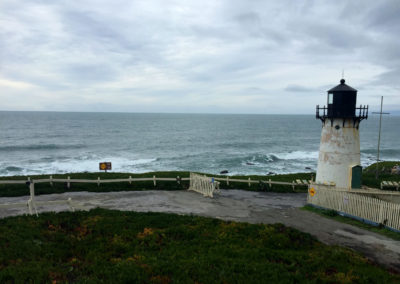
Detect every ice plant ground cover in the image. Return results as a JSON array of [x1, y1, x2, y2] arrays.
[[0, 208, 399, 283]]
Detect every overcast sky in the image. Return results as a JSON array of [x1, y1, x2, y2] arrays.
[[1, 0, 399, 114]]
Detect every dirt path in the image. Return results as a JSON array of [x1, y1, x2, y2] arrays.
[[1, 190, 399, 272]]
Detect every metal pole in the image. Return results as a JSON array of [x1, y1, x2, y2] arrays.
[[376, 96, 383, 179]]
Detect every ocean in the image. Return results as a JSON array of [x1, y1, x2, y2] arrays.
[[0, 111, 399, 176]]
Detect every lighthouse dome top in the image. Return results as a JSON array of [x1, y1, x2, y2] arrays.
[[328, 79, 357, 93]]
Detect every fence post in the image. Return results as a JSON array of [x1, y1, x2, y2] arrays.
[[378, 201, 384, 224], [292, 181, 295, 191], [28, 182, 34, 214], [29, 181, 34, 196], [153, 175, 156, 186], [97, 177, 100, 187], [129, 176, 132, 185], [27, 199, 33, 215], [177, 176, 180, 185], [28, 182, 37, 216], [269, 178, 272, 188], [226, 176, 229, 186], [67, 176, 71, 189], [248, 177, 251, 187], [68, 197, 75, 212], [50, 175, 53, 186]]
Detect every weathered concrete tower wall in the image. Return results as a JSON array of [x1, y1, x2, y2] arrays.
[[316, 119, 360, 188]]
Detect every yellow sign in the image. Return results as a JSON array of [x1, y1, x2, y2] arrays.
[[99, 162, 112, 171], [309, 187, 315, 196]]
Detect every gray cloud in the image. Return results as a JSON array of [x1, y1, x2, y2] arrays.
[[0, 0, 399, 113], [285, 85, 315, 93], [374, 67, 400, 88], [367, 1, 400, 33], [61, 63, 119, 84]]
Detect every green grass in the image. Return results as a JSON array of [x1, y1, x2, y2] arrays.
[[0, 171, 189, 198], [302, 205, 400, 241], [0, 208, 398, 283], [0, 161, 398, 197], [0, 171, 313, 197]]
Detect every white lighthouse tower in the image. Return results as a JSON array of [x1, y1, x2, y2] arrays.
[[316, 79, 368, 189]]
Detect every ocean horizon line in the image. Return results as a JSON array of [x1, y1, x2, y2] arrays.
[[0, 110, 319, 116], [1, 110, 399, 116]]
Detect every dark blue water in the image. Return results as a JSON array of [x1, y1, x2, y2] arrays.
[[0, 111, 399, 176]]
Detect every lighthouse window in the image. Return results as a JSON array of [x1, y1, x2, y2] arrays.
[[328, 94, 333, 104]]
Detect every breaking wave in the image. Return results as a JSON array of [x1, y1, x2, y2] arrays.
[[0, 157, 159, 176], [274, 151, 319, 160], [0, 144, 86, 152]]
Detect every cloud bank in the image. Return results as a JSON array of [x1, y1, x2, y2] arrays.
[[1, 0, 399, 114]]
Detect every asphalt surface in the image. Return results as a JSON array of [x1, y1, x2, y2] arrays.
[[1, 189, 399, 272]]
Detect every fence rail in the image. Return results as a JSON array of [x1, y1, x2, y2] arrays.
[[2, 174, 400, 223], [307, 187, 400, 231], [0, 174, 310, 216], [0, 175, 306, 189]]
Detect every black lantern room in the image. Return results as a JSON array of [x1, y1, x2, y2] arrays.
[[327, 79, 357, 117], [316, 79, 368, 125]]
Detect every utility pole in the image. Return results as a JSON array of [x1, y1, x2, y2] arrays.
[[372, 96, 390, 179]]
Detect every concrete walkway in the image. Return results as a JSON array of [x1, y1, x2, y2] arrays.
[[1, 190, 399, 272]]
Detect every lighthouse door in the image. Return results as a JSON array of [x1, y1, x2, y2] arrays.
[[351, 165, 362, 189]]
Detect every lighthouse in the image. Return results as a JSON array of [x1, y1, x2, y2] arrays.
[[315, 79, 368, 189]]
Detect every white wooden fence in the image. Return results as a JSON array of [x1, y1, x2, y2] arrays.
[[381, 181, 400, 191], [0, 173, 373, 215], [0, 173, 313, 216], [307, 186, 400, 231], [0, 175, 190, 216], [188, 173, 220, 197]]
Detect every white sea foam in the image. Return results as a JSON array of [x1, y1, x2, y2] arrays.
[[130, 158, 158, 165], [274, 151, 319, 160], [0, 157, 159, 176]]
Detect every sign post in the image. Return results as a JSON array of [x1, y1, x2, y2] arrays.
[[99, 162, 112, 173]]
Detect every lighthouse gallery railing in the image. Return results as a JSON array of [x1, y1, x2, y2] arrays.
[[316, 105, 368, 121]]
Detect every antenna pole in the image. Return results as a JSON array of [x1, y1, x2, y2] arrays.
[[372, 97, 390, 179], [376, 96, 383, 179]]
